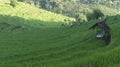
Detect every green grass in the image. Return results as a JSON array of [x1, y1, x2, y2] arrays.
[[90, 4, 119, 16], [0, 1, 74, 27], [68, 3, 119, 16], [0, 15, 65, 29], [0, 15, 120, 67], [0, 1, 120, 67]]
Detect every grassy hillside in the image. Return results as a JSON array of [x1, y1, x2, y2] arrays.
[[90, 5, 119, 16], [31, 0, 119, 17], [0, 15, 120, 67], [0, 1, 120, 67], [73, 3, 119, 16], [0, 14, 120, 67], [0, 1, 74, 28]]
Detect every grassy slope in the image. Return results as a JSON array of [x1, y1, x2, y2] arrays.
[[0, 1, 120, 67], [92, 5, 119, 15], [0, 15, 120, 67], [0, 1, 74, 28], [78, 4, 119, 16]]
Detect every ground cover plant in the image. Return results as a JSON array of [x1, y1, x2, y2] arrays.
[[0, 1, 120, 67]]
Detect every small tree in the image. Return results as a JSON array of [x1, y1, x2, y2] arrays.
[[93, 9, 104, 19], [86, 12, 96, 21], [75, 14, 80, 23], [86, 9, 104, 21], [10, 0, 17, 8]]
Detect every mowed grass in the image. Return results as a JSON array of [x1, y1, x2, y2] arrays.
[[0, 15, 120, 67]]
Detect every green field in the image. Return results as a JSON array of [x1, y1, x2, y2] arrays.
[[0, 1, 120, 67], [0, 2, 74, 29]]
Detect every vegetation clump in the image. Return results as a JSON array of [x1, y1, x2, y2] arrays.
[[86, 9, 104, 21], [17, 0, 25, 2], [10, 0, 18, 8]]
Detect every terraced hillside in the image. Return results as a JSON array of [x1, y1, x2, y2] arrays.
[[0, 1, 74, 29], [0, 1, 120, 67], [0, 14, 120, 67]]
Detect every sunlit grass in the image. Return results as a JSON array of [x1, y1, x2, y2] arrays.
[[0, 2, 74, 23]]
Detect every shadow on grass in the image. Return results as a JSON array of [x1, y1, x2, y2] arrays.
[[0, 14, 63, 29]]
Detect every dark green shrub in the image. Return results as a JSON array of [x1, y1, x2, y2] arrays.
[[86, 9, 104, 21], [10, 0, 17, 8], [93, 9, 104, 19], [17, 0, 25, 2], [86, 12, 95, 21]]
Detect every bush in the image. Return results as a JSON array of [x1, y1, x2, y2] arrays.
[[17, 0, 25, 2], [79, 13, 87, 22], [70, 13, 87, 27], [75, 13, 87, 23], [93, 9, 104, 19], [86, 9, 104, 21], [10, 0, 17, 8]]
